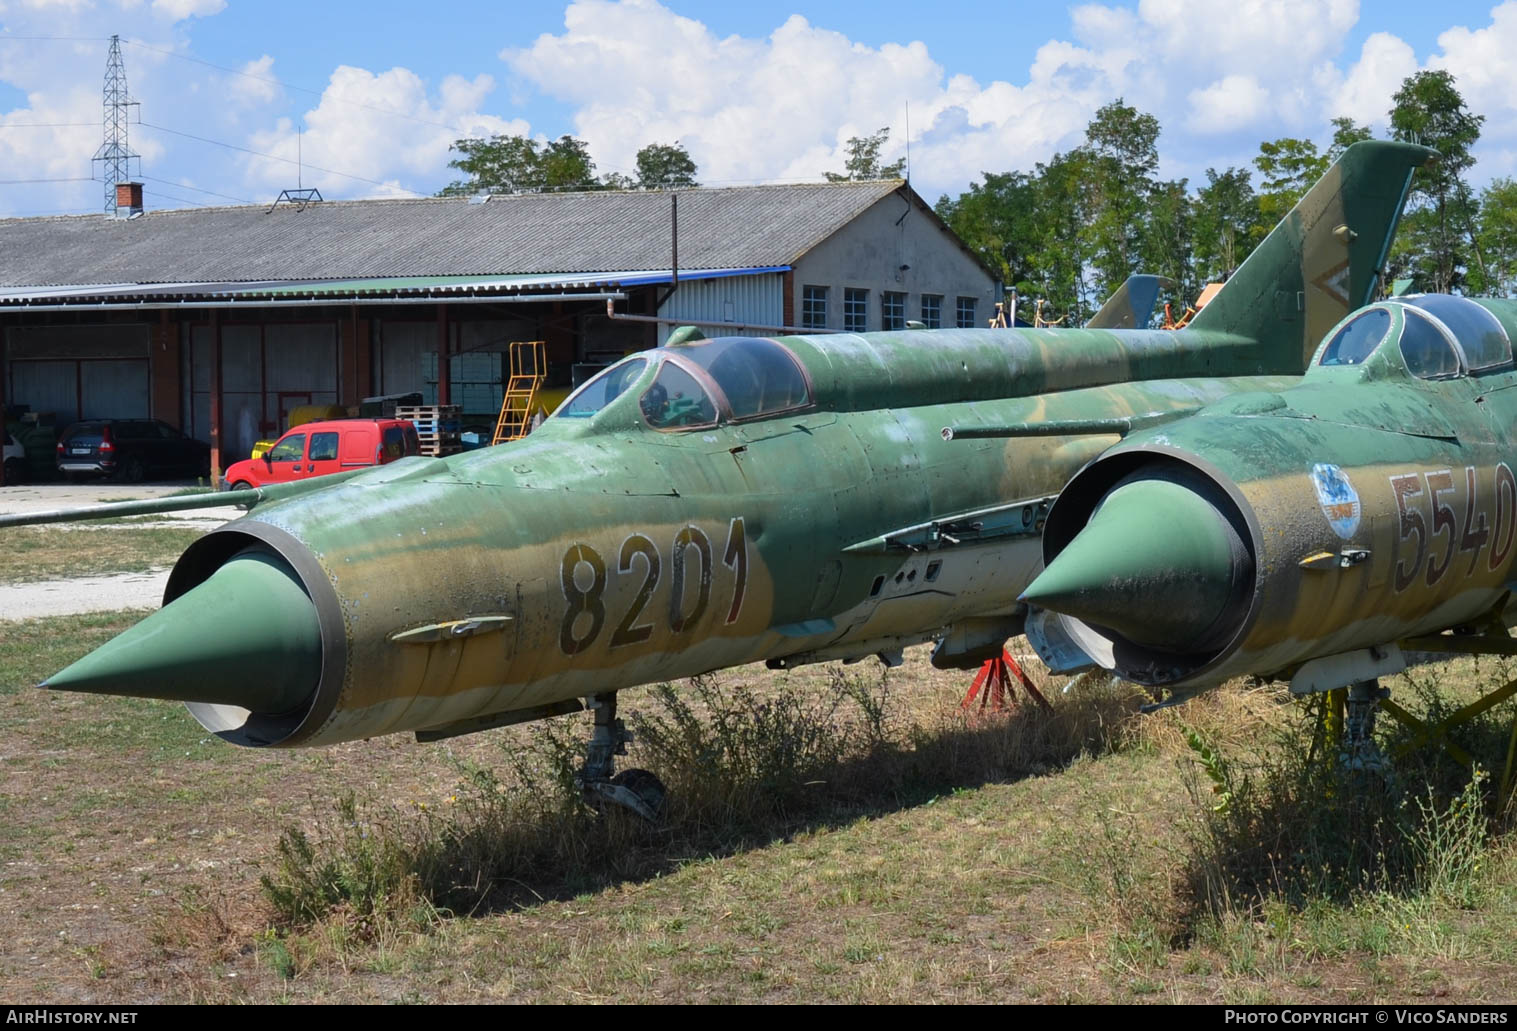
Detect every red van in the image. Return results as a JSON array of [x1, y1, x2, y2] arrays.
[[222, 419, 420, 490]]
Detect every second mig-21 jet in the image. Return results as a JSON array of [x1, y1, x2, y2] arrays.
[[1017, 290, 1517, 798], [6, 141, 1432, 816]]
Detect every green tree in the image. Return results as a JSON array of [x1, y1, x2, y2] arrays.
[[935, 170, 1043, 293], [1193, 167, 1261, 283], [439, 134, 599, 195], [1080, 100, 1163, 299], [1388, 70, 1485, 293], [1474, 178, 1517, 296], [1253, 137, 1326, 234], [824, 128, 906, 182], [1326, 116, 1372, 163], [1029, 149, 1097, 324], [634, 141, 699, 189], [1142, 177, 1196, 303]]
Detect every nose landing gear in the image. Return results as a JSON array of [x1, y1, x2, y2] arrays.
[[575, 692, 667, 821]]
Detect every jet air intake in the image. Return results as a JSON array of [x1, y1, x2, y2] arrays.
[[42, 522, 348, 748], [1022, 455, 1261, 687], [44, 546, 321, 713], [1025, 430, 1517, 693]]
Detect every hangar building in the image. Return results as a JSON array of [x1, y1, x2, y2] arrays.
[[0, 179, 997, 471]]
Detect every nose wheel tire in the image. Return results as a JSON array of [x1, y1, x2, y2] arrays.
[[576, 692, 667, 821], [609, 768, 667, 819]]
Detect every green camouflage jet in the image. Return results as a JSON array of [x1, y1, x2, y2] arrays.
[[1022, 291, 1517, 699], [4, 141, 1432, 816]]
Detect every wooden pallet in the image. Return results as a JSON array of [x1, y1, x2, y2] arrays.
[[395, 405, 460, 421], [397, 405, 462, 457]]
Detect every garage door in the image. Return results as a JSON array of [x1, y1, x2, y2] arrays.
[[10, 358, 150, 425]]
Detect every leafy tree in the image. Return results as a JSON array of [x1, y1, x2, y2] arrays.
[[1084, 99, 1160, 180], [634, 141, 699, 189], [824, 128, 906, 182], [1193, 167, 1261, 283], [1473, 178, 1517, 296], [1253, 137, 1326, 233], [1326, 116, 1372, 163], [1142, 178, 1196, 302], [1080, 100, 1163, 300], [439, 134, 599, 195], [1388, 70, 1485, 293], [1029, 150, 1097, 324], [935, 170, 1044, 293]]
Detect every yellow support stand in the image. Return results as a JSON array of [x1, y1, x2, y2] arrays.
[[1325, 686, 1347, 745], [492, 340, 547, 445]]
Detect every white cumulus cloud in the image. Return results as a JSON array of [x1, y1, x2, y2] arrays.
[[1187, 74, 1271, 134], [1430, 2, 1517, 134], [504, 0, 1385, 198], [150, 0, 224, 18], [242, 66, 525, 199], [1329, 31, 1418, 128]]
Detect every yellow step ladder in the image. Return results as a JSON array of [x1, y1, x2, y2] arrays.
[[492, 340, 547, 444]]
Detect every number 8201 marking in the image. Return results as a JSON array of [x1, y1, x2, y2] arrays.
[[559, 518, 748, 655]]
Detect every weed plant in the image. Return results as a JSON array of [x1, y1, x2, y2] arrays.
[[259, 668, 1148, 930], [1179, 661, 1515, 928]]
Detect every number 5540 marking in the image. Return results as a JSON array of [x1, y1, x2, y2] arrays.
[[559, 518, 749, 655], [1390, 465, 1515, 592]]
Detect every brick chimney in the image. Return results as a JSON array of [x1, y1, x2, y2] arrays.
[[114, 181, 143, 218]]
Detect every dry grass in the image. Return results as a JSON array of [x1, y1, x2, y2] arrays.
[[0, 525, 204, 583], [3, 614, 1517, 1003]]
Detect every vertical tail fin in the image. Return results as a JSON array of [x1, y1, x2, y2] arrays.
[[1087, 274, 1175, 330], [1187, 139, 1435, 371]]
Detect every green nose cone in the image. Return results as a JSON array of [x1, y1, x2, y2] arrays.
[[44, 548, 321, 713], [1021, 476, 1254, 652]]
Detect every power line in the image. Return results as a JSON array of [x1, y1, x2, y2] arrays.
[[0, 206, 98, 217], [5, 35, 494, 142], [0, 122, 99, 129], [121, 38, 488, 137], [138, 120, 423, 194], [146, 187, 215, 208], [138, 175, 252, 205], [0, 177, 95, 185]]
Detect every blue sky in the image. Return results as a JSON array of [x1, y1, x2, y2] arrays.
[[0, 0, 1510, 217]]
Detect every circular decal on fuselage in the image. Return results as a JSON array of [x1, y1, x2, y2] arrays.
[[1310, 463, 1361, 540]]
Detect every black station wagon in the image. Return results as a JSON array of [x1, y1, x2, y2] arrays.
[[56, 419, 211, 482]]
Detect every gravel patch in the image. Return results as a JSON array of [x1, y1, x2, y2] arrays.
[[0, 570, 169, 621]]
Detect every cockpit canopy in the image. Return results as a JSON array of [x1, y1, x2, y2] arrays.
[[1317, 295, 1513, 380], [554, 336, 813, 430]]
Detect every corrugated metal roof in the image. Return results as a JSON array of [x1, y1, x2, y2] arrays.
[[0, 267, 790, 309], [0, 180, 904, 288]]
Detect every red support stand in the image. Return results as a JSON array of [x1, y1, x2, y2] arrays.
[[960, 648, 1052, 713]]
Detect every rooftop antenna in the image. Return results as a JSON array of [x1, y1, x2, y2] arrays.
[[270, 122, 323, 212], [904, 102, 910, 183], [92, 34, 140, 217]]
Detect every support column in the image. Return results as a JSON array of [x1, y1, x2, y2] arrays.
[[150, 311, 181, 427], [544, 301, 574, 369], [0, 327, 6, 488], [436, 304, 450, 406], [209, 310, 223, 486], [340, 306, 370, 409]]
